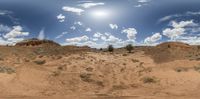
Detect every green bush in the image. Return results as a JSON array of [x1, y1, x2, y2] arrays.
[[126, 44, 134, 53], [108, 45, 114, 52]]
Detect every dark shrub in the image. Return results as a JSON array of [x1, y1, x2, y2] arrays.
[[126, 44, 134, 53], [108, 45, 114, 52], [34, 60, 46, 65]]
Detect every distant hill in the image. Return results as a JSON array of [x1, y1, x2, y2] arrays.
[[15, 38, 60, 47], [145, 42, 195, 63], [156, 42, 191, 50]]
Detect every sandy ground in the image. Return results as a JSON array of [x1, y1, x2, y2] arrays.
[[0, 46, 200, 99]]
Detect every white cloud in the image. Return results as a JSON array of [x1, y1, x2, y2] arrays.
[[135, 4, 142, 7], [93, 32, 103, 38], [122, 28, 137, 40], [106, 35, 122, 43], [92, 38, 98, 41], [57, 14, 65, 22], [0, 25, 29, 45], [74, 21, 83, 26], [66, 35, 89, 43], [163, 20, 197, 40], [55, 32, 68, 39], [0, 10, 12, 16], [3, 26, 29, 39], [159, 11, 200, 23], [70, 26, 76, 30], [144, 33, 162, 44], [62, 6, 84, 15], [163, 28, 185, 40], [78, 2, 105, 8], [0, 24, 11, 32], [138, 0, 151, 3], [38, 29, 45, 40], [85, 28, 92, 32], [171, 20, 197, 28], [109, 24, 118, 30]]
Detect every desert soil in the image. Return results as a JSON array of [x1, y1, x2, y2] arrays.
[[0, 46, 200, 99]]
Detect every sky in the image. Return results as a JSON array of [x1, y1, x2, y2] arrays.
[[0, 0, 200, 48]]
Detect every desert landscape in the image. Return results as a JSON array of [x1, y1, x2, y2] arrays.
[[0, 39, 200, 99]]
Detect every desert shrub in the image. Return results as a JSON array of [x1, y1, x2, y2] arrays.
[[80, 73, 93, 82], [126, 44, 134, 53], [85, 67, 93, 72], [112, 85, 128, 90], [0, 66, 15, 74], [198, 46, 200, 50], [175, 67, 188, 72], [57, 56, 62, 59], [34, 60, 46, 65], [108, 45, 114, 52], [52, 71, 61, 76], [142, 76, 157, 84], [122, 54, 128, 56], [132, 59, 140, 63], [194, 65, 200, 72]]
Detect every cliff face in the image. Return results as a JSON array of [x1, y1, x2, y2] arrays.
[[15, 38, 60, 47]]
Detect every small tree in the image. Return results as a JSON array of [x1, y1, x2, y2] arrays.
[[108, 45, 114, 52], [126, 44, 133, 53]]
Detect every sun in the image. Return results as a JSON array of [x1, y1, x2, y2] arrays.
[[90, 9, 111, 20]]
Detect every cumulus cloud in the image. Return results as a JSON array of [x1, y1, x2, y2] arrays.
[[175, 36, 200, 45], [163, 28, 185, 40], [57, 14, 65, 22], [163, 20, 197, 40], [62, 6, 84, 15], [78, 2, 105, 8], [70, 26, 76, 30], [93, 32, 103, 38], [74, 21, 83, 26], [109, 24, 118, 30], [66, 35, 89, 43], [85, 28, 92, 32], [3, 26, 29, 39], [144, 33, 162, 44], [122, 28, 137, 40], [38, 29, 45, 40], [0, 25, 29, 45], [0, 24, 11, 32], [171, 20, 197, 28], [105, 35, 122, 43]]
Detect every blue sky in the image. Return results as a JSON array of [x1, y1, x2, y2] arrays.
[[0, 0, 200, 48]]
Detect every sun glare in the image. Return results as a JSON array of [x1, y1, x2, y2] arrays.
[[91, 10, 110, 19]]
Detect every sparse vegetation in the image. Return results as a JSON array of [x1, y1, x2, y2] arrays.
[[0, 66, 16, 74], [85, 67, 93, 72], [108, 45, 114, 52], [52, 71, 61, 76], [34, 60, 46, 65], [132, 59, 140, 63], [126, 44, 134, 53], [194, 65, 200, 72], [142, 76, 157, 84], [175, 67, 188, 72], [112, 85, 128, 90], [80, 73, 93, 82]]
